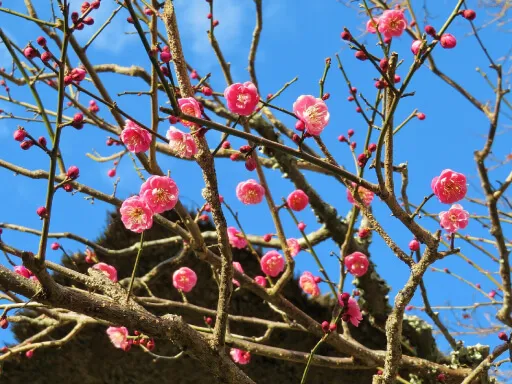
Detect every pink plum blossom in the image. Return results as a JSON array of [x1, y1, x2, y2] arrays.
[[377, 10, 408, 38], [286, 189, 309, 211], [366, 17, 379, 33], [260, 250, 285, 277], [293, 95, 330, 136], [120, 195, 154, 233], [227, 227, 247, 249], [139, 176, 179, 214], [178, 97, 202, 128], [236, 179, 265, 205], [106, 326, 131, 350], [166, 126, 198, 158], [346, 183, 374, 207], [287, 238, 301, 257], [224, 82, 259, 116], [431, 169, 467, 204], [299, 272, 320, 297], [120, 120, 152, 153], [92, 262, 118, 282], [254, 275, 267, 287], [14, 266, 32, 279], [232, 261, 244, 287], [172, 267, 197, 293], [439, 204, 469, 234], [230, 348, 251, 365], [344, 252, 369, 277], [338, 296, 363, 327]]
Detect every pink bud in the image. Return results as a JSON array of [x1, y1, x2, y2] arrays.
[[51, 242, 60, 250], [20, 140, 34, 150], [295, 120, 305, 131], [221, 141, 231, 149], [321, 321, 330, 333], [437, 374, 446, 382], [64, 184, 73, 192], [416, 112, 426, 120], [297, 222, 306, 231], [347, 96, 354, 102], [355, 107, 362, 113], [338, 135, 346, 142], [25, 349, 34, 359], [66, 165, 80, 180], [368, 143, 377, 152], [245, 157, 256, 171], [424, 25, 436, 36], [350, 142, 357, 150], [160, 50, 172, 63], [462, 9, 476, 20], [440, 33, 457, 49], [190, 70, 199, 80], [409, 239, 420, 251], [340, 31, 351, 40], [379, 58, 388, 71], [489, 290, 496, 298], [91, 1, 101, 9], [263, 234, 272, 242], [36, 36, 47, 46], [0, 317, 8, 329], [107, 169, 116, 177], [23, 46, 37, 59], [202, 86, 212, 96], [394, 74, 401, 83], [347, 129, 354, 137], [143, 7, 154, 16], [38, 136, 47, 147], [498, 332, 509, 342], [358, 227, 370, 238], [329, 323, 337, 332], [411, 40, 422, 55], [14, 129, 27, 142], [322, 92, 330, 101], [213, 20, 219, 27], [254, 275, 267, 287], [355, 50, 367, 61], [36, 206, 47, 218]]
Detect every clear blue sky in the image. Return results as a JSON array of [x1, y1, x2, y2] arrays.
[[0, 0, 510, 356]]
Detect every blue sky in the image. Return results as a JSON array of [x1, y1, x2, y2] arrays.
[[0, 0, 510, 358]]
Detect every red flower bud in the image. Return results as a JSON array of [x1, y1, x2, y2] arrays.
[[14, 129, 27, 142], [66, 165, 80, 180]]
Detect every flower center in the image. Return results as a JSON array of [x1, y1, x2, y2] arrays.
[[304, 105, 322, 124], [237, 93, 251, 107], [153, 187, 174, 204], [128, 207, 145, 224]]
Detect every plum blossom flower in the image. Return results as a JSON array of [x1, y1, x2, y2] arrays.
[[344, 252, 369, 277], [230, 348, 251, 365], [172, 267, 197, 293], [338, 296, 363, 327], [106, 326, 131, 350], [224, 82, 259, 116], [287, 238, 301, 257], [377, 10, 408, 38], [236, 179, 265, 205], [286, 189, 309, 211], [254, 276, 267, 287], [346, 183, 374, 207], [14, 266, 32, 279], [92, 262, 118, 282], [439, 204, 469, 234], [293, 95, 330, 136], [227, 227, 247, 249], [431, 169, 467, 204], [120, 120, 152, 153], [299, 272, 320, 297], [139, 176, 179, 214], [178, 97, 202, 128], [166, 126, 197, 159], [260, 250, 285, 277], [120, 195, 154, 233], [366, 17, 379, 33], [232, 261, 244, 287]]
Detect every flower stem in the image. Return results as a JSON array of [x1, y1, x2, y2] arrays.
[[126, 231, 145, 303]]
